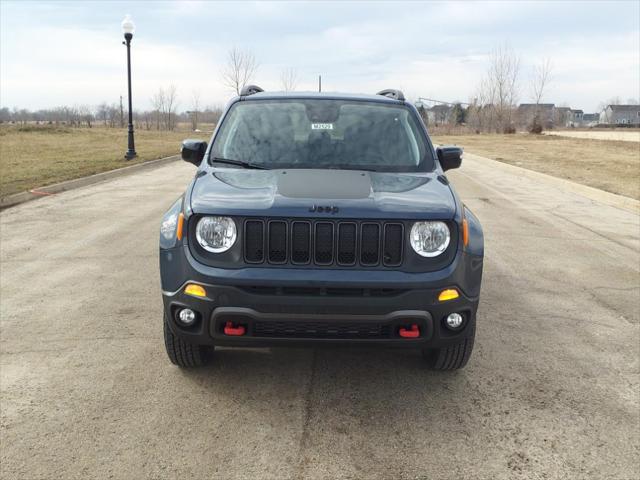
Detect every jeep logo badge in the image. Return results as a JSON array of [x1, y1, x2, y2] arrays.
[[309, 205, 339, 214]]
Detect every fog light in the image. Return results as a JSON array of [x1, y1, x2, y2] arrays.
[[178, 308, 196, 326], [445, 312, 464, 330]]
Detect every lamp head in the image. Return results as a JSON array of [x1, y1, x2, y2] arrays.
[[121, 14, 135, 36]]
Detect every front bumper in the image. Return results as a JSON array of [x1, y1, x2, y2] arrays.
[[160, 246, 483, 348]]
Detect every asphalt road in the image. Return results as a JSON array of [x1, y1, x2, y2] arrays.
[[1, 156, 638, 479]]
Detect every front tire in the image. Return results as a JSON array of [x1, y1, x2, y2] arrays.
[[423, 327, 475, 370], [163, 313, 212, 368]]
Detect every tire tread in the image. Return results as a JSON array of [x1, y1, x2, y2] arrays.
[[163, 315, 210, 368], [424, 327, 475, 371]]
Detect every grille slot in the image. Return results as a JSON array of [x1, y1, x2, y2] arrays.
[[253, 320, 392, 339], [314, 222, 334, 265], [244, 220, 264, 263], [291, 222, 311, 264], [268, 221, 287, 263], [383, 223, 404, 266], [243, 219, 404, 267], [360, 223, 381, 265], [337, 223, 357, 265]]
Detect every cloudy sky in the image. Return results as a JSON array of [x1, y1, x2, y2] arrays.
[[1, 0, 638, 112]]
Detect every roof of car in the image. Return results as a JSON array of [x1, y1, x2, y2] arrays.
[[240, 91, 405, 104]]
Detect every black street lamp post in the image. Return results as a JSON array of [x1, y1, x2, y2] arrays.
[[122, 15, 137, 160]]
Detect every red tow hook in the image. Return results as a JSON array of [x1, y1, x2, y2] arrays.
[[399, 324, 420, 338], [223, 322, 246, 336]]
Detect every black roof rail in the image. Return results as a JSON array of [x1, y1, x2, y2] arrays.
[[240, 84, 264, 96], [376, 89, 405, 102]]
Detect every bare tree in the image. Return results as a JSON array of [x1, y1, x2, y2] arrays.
[[221, 47, 259, 95], [190, 89, 201, 130], [487, 44, 520, 133], [151, 88, 165, 130], [140, 110, 152, 130], [467, 77, 495, 133], [78, 105, 94, 128], [0, 107, 10, 123], [529, 58, 553, 132], [470, 44, 521, 133], [96, 103, 109, 126], [530, 58, 553, 105], [164, 84, 178, 130], [280, 67, 298, 92], [107, 103, 119, 128]]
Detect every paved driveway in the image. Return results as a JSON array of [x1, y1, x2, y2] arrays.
[[1, 157, 638, 479]]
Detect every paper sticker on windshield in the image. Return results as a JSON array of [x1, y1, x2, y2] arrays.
[[311, 123, 334, 130]]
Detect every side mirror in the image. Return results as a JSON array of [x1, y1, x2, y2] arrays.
[[181, 139, 207, 166], [436, 145, 463, 172]]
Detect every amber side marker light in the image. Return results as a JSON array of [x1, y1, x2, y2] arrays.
[[462, 218, 469, 247], [176, 213, 185, 241], [185, 283, 206, 298], [438, 288, 460, 302]]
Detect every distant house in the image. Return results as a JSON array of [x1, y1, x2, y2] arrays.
[[426, 104, 453, 125], [567, 109, 584, 127], [582, 113, 600, 127], [599, 105, 640, 126], [553, 107, 572, 127], [517, 103, 555, 128]]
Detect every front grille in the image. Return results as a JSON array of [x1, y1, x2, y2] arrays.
[[243, 219, 404, 267], [253, 320, 392, 339]]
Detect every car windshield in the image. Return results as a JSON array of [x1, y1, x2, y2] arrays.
[[210, 99, 434, 172]]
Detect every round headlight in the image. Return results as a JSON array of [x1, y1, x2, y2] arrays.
[[410, 221, 450, 257], [196, 216, 237, 253]]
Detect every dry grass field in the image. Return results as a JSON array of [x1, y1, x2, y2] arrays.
[[431, 133, 640, 200], [0, 125, 209, 198], [1, 126, 638, 201]]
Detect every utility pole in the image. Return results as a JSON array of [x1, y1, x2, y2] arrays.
[[318, 75, 322, 93]]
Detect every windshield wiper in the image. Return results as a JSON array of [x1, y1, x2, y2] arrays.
[[210, 156, 268, 170]]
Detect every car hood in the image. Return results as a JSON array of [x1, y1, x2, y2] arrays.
[[190, 168, 456, 220]]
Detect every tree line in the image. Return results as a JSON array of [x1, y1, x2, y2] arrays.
[[0, 85, 224, 131]]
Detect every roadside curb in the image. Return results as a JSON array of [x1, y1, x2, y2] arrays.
[[0, 155, 180, 210], [465, 153, 640, 214]]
